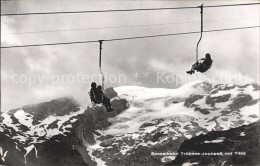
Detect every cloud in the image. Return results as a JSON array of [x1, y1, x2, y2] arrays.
[[1, 18, 22, 45], [1, 0, 259, 112]]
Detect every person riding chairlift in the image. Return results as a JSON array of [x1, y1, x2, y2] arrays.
[[89, 82, 99, 104], [186, 53, 213, 75], [89, 82, 113, 112]]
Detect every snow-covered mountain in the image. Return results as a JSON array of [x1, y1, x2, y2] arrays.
[[165, 119, 260, 166], [0, 81, 259, 166]]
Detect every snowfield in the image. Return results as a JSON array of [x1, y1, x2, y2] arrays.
[[86, 81, 259, 165], [1, 106, 86, 144], [0, 81, 259, 165]]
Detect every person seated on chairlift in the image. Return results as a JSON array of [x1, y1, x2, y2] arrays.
[[187, 53, 213, 75], [89, 82, 113, 112], [89, 82, 99, 104]]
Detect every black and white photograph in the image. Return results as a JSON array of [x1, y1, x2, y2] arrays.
[[0, 0, 260, 165]]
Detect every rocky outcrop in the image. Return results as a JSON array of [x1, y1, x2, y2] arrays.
[[192, 81, 213, 94], [26, 135, 87, 166], [213, 84, 236, 91], [104, 87, 118, 99], [47, 120, 59, 129], [184, 95, 204, 107], [194, 107, 211, 115], [66, 97, 128, 146], [252, 84, 260, 91], [229, 94, 253, 109], [165, 97, 186, 107], [166, 121, 260, 166], [206, 94, 231, 107], [0, 124, 26, 166]]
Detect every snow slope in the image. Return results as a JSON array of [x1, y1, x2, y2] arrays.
[[88, 81, 259, 165], [0, 81, 259, 166]]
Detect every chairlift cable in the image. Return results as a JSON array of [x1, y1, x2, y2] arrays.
[[1, 3, 260, 16], [2, 17, 258, 36], [1, 26, 259, 49]]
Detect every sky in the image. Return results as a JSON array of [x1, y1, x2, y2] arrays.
[[1, 0, 259, 112]]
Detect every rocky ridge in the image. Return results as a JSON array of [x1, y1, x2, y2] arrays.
[[0, 82, 259, 166]]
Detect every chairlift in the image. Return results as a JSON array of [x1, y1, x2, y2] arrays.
[[196, 4, 204, 62], [88, 40, 105, 104], [99, 40, 105, 90], [187, 4, 213, 75]]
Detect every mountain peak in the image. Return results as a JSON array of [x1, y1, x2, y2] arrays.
[[8, 97, 80, 125], [1, 83, 259, 166], [178, 81, 212, 95]]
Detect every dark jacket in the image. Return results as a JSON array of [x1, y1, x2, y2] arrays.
[[197, 58, 213, 72], [89, 88, 97, 103], [95, 88, 103, 103], [202, 58, 212, 67]]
